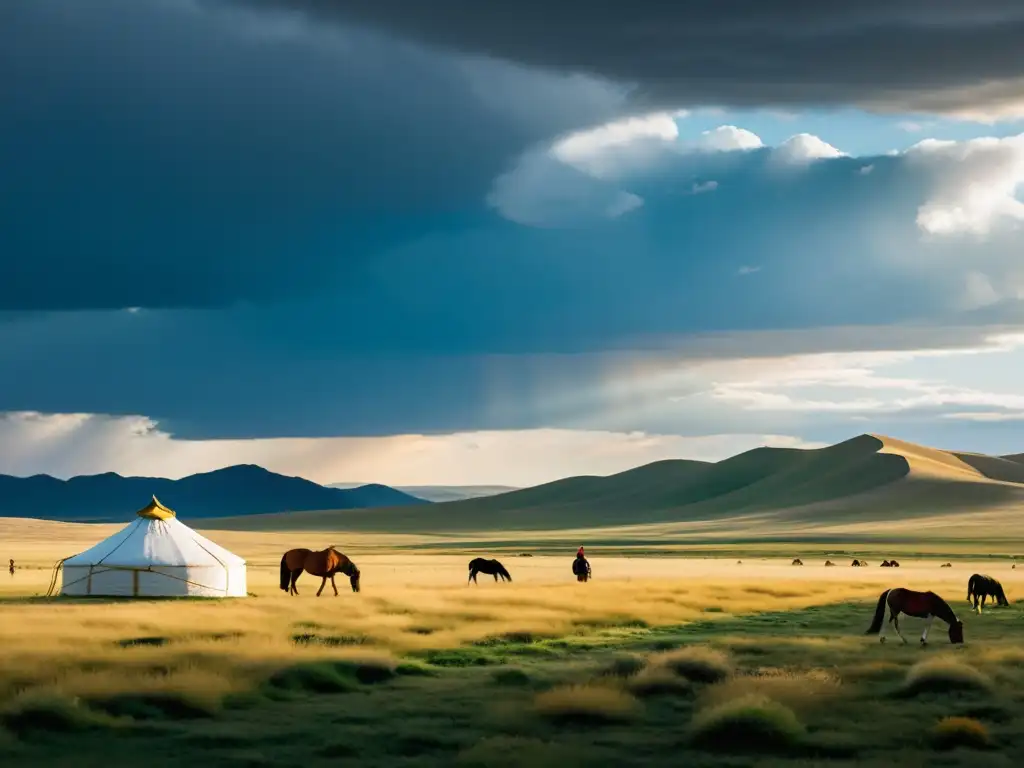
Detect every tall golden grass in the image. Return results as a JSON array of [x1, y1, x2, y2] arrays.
[[0, 568, 883, 710], [1, 546, 1009, 711]]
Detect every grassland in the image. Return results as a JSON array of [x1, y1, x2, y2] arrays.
[[3, 521, 1024, 767]]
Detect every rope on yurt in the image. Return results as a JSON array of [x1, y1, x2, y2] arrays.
[[45, 557, 68, 597]]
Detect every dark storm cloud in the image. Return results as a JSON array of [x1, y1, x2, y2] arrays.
[[1, 143, 1021, 438], [0, 0, 627, 311], [232, 0, 1024, 115]]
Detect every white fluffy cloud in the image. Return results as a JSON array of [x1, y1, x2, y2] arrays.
[[694, 125, 763, 152], [906, 135, 1024, 236], [0, 412, 820, 487], [487, 115, 765, 226], [489, 109, 1024, 243], [550, 111, 684, 177], [771, 133, 846, 164]]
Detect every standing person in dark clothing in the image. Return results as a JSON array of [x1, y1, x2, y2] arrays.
[[572, 547, 591, 582], [8, 559, 14, 576]]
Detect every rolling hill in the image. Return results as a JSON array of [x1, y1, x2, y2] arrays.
[[0, 465, 429, 522], [206, 434, 1024, 538]]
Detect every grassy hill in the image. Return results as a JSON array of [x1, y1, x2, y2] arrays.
[[204, 434, 1024, 540]]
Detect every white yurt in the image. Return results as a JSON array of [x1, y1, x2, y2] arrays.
[[59, 496, 247, 598]]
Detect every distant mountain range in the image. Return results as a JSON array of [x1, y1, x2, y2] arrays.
[[0, 465, 429, 522], [328, 483, 520, 502]]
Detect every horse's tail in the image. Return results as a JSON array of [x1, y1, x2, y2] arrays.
[[865, 589, 891, 635], [967, 575, 975, 602], [279, 554, 290, 591]]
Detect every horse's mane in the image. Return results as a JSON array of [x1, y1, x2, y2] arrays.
[[929, 591, 959, 624]]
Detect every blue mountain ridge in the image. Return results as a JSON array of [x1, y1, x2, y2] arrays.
[[0, 464, 430, 522]]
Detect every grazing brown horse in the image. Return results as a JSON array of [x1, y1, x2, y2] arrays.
[[967, 573, 1009, 613], [851, 559, 865, 567], [280, 547, 360, 596], [791, 558, 803, 566], [468, 558, 512, 584], [941, 562, 952, 568], [866, 588, 964, 645]]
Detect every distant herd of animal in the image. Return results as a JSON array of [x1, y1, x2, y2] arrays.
[[279, 546, 1013, 648], [791, 558, 904, 567]]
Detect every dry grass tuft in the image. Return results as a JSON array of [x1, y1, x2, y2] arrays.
[[689, 694, 805, 753], [600, 653, 647, 679], [931, 716, 991, 750], [650, 645, 733, 683], [900, 658, 993, 697], [626, 666, 692, 698], [534, 684, 640, 724], [700, 668, 840, 714]]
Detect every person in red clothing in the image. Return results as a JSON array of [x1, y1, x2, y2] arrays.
[[572, 547, 591, 582]]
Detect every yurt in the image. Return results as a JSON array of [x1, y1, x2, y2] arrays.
[[59, 496, 247, 597]]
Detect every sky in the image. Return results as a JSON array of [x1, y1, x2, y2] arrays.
[[2, 0, 1024, 486]]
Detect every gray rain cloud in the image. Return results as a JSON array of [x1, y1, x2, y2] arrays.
[[233, 0, 1024, 117]]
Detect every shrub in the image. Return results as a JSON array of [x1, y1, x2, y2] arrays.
[[689, 694, 805, 753], [534, 684, 640, 724], [931, 717, 991, 750], [627, 667, 692, 698], [652, 646, 732, 683], [600, 654, 647, 679], [900, 659, 993, 697]]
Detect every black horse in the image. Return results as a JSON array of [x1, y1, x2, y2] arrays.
[[967, 573, 1009, 613], [468, 558, 512, 584], [572, 555, 592, 582]]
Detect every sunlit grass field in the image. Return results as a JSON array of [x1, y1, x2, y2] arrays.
[[2, 525, 1024, 766]]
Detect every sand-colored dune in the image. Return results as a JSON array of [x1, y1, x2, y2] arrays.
[[194, 434, 1024, 542]]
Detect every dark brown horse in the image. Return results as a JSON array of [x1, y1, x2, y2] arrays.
[[468, 558, 512, 584], [967, 573, 1009, 613], [280, 547, 360, 596], [791, 558, 803, 566], [866, 587, 964, 645]]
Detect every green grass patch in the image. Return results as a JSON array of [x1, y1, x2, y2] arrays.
[[689, 694, 806, 753], [86, 692, 217, 721], [1, 693, 117, 735], [491, 668, 531, 686]]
